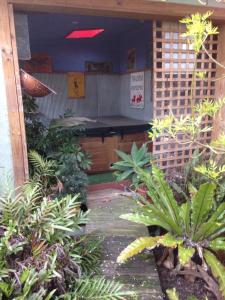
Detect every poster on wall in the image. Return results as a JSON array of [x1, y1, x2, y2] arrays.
[[85, 61, 113, 73], [67, 72, 85, 99], [130, 72, 145, 109]]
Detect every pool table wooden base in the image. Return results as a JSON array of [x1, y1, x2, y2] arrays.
[[80, 132, 151, 173]]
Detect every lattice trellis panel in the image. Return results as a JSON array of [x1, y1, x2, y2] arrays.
[[153, 21, 218, 171]]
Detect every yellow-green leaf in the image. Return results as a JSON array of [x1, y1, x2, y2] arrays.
[[178, 245, 195, 266], [117, 236, 161, 264], [166, 288, 179, 300], [159, 233, 182, 248]]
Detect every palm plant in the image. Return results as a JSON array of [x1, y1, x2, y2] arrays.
[[117, 165, 225, 300]]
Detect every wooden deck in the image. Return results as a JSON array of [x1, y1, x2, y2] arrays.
[[86, 189, 163, 300]]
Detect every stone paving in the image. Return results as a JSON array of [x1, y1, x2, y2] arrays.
[[86, 189, 163, 300]]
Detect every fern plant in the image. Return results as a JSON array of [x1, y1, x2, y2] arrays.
[[57, 277, 136, 300], [117, 165, 225, 299], [66, 236, 103, 276], [28, 150, 58, 196]]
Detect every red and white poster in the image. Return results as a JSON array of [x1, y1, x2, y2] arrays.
[[130, 72, 145, 109]]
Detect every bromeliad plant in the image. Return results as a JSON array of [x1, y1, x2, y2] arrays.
[[111, 142, 153, 189], [117, 165, 225, 300]]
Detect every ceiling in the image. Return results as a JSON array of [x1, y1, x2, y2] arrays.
[[28, 13, 150, 44]]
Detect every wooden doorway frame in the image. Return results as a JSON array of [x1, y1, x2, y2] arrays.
[[1, 0, 225, 186]]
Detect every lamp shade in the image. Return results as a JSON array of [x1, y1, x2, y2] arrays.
[[20, 69, 56, 98]]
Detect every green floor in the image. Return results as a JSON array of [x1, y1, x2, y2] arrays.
[[88, 172, 115, 185]]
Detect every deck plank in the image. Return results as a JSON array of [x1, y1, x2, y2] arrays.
[[86, 189, 163, 299]]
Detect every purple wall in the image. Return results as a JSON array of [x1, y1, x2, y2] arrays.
[[119, 22, 152, 73], [31, 37, 121, 73], [30, 21, 152, 73]]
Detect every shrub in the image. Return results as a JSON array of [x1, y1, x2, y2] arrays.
[[0, 184, 136, 299], [117, 165, 225, 300], [23, 95, 46, 154]]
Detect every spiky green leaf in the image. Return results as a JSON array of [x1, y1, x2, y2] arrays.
[[204, 250, 225, 298], [209, 237, 225, 250], [191, 183, 216, 239]]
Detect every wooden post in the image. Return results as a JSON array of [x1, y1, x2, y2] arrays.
[[0, 0, 28, 186], [212, 24, 225, 140]]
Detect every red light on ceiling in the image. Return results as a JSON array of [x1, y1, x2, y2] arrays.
[[66, 29, 104, 39]]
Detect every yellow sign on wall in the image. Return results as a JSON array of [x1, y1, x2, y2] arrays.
[[67, 72, 85, 98]]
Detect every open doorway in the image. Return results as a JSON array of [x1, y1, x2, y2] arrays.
[[15, 10, 153, 189]]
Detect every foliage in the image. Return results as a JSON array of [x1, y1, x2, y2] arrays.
[[111, 143, 153, 188], [166, 288, 202, 300], [117, 165, 225, 299], [166, 288, 179, 300], [28, 147, 90, 204], [23, 95, 46, 153], [149, 98, 225, 154], [54, 145, 90, 204], [0, 185, 88, 242], [24, 102, 92, 204], [43, 120, 85, 157], [42, 120, 92, 204], [58, 277, 135, 300], [180, 11, 218, 53], [0, 183, 135, 299], [170, 150, 225, 205], [204, 250, 225, 298], [28, 150, 58, 197], [59, 170, 88, 204], [65, 236, 103, 276], [56, 143, 92, 172]]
